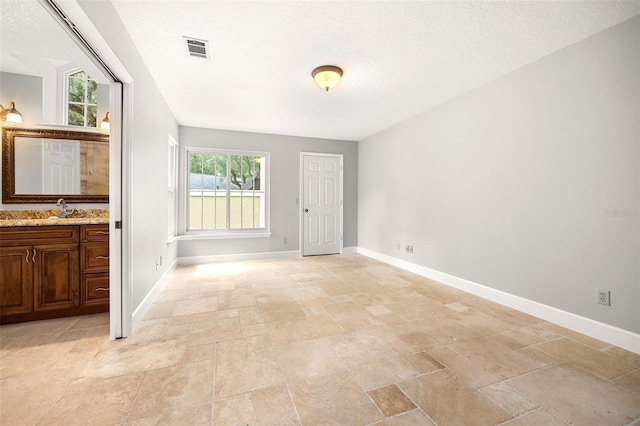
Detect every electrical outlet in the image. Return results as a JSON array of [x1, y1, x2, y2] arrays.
[[405, 245, 413, 254], [597, 289, 610, 306]]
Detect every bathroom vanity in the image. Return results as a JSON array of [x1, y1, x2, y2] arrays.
[[0, 212, 109, 324]]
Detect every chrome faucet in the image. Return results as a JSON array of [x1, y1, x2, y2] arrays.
[[56, 198, 75, 218]]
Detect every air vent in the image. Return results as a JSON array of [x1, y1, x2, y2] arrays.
[[183, 37, 209, 59]]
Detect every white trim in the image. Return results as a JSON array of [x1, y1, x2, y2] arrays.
[[357, 247, 640, 355], [179, 232, 272, 241], [131, 258, 178, 325], [178, 250, 300, 265], [342, 246, 358, 255]]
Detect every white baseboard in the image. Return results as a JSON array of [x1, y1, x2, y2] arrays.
[[132, 258, 178, 325], [178, 250, 301, 265], [343, 246, 358, 254], [358, 247, 640, 355]]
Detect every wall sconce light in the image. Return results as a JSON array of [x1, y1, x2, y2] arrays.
[[0, 102, 23, 124], [100, 111, 110, 131], [311, 65, 343, 92]]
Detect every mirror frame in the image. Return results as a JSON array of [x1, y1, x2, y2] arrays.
[[2, 126, 109, 204]]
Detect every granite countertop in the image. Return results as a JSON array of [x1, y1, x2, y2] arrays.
[[0, 209, 109, 228]]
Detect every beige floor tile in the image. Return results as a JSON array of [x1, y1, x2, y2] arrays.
[[403, 352, 445, 373], [508, 364, 640, 425], [67, 312, 110, 330], [315, 279, 358, 296], [479, 381, 538, 417], [449, 337, 545, 380], [142, 301, 177, 320], [0, 339, 77, 378], [168, 308, 239, 326], [266, 314, 344, 345], [371, 409, 435, 425], [413, 315, 479, 346], [605, 347, 640, 368], [129, 360, 213, 420], [613, 368, 640, 396], [536, 337, 635, 380], [260, 302, 307, 323], [351, 357, 419, 390], [452, 309, 519, 336], [0, 367, 81, 425], [274, 338, 345, 381], [384, 299, 451, 322], [428, 346, 500, 388], [126, 404, 212, 425], [329, 330, 399, 368], [368, 384, 416, 417], [216, 288, 257, 309], [490, 328, 545, 350], [399, 369, 511, 425], [251, 385, 300, 425], [183, 343, 215, 363], [323, 300, 372, 321], [366, 304, 393, 316], [188, 317, 242, 346], [288, 370, 384, 425], [500, 408, 567, 425], [213, 394, 256, 425], [172, 296, 218, 316], [41, 373, 144, 425], [215, 334, 283, 399]]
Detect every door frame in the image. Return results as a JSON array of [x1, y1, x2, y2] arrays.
[[299, 152, 344, 257]]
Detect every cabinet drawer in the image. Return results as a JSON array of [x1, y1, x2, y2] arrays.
[[0, 226, 79, 246], [81, 243, 109, 273], [81, 224, 109, 242], [81, 274, 109, 306]]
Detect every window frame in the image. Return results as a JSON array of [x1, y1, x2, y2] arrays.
[[168, 135, 178, 243], [182, 147, 270, 239], [63, 68, 98, 127]]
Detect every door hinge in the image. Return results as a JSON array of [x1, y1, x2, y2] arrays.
[[340, 235, 343, 241], [115, 221, 122, 229]]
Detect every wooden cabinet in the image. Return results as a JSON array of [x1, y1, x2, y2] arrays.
[[0, 224, 108, 324], [80, 224, 109, 306]]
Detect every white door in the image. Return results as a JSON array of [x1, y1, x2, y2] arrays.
[[42, 139, 80, 194], [302, 153, 343, 256]]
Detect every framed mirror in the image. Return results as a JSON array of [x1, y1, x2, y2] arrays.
[[2, 126, 109, 203]]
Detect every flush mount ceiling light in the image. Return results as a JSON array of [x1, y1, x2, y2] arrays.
[[311, 65, 343, 92], [0, 101, 23, 123]]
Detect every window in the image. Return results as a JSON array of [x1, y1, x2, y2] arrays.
[[168, 136, 178, 240], [187, 149, 268, 234], [66, 70, 98, 127]]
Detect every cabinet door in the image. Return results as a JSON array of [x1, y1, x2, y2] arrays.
[[81, 243, 110, 273], [81, 274, 109, 306], [0, 246, 33, 315], [33, 243, 79, 311]]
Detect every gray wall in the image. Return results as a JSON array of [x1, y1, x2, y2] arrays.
[[359, 17, 639, 333], [179, 126, 358, 258], [80, 0, 180, 311]]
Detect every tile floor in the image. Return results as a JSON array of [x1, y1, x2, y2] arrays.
[[1, 254, 639, 425]]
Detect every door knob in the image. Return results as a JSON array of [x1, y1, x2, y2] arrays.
[[304, 209, 309, 213]]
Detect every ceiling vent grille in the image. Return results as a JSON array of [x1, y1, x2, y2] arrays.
[[183, 37, 209, 59]]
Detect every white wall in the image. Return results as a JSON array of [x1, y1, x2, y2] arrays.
[[79, 0, 180, 311], [179, 126, 358, 259], [359, 16, 639, 334]]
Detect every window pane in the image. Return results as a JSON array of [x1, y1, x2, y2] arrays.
[[68, 76, 85, 103], [68, 103, 85, 126], [188, 152, 227, 230], [87, 105, 97, 127], [87, 79, 98, 104]]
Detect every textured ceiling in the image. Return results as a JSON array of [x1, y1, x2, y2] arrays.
[[110, 0, 640, 141], [0, 0, 109, 84]]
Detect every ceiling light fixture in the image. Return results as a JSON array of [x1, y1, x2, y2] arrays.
[[0, 102, 23, 123], [100, 111, 110, 131], [311, 65, 343, 92]]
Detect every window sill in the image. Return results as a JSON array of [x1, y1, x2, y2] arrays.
[[178, 232, 272, 241]]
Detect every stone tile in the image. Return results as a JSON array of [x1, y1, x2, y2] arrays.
[[129, 360, 213, 420], [508, 364, 640, 425], [368, 384, 416, 417], [384, 299, 451, 322], [41, 373, 144, 425], [172, 296, 217, 316], [251, 385, 299, 425], [288, 370, 383, 425], [266, 315, 344, 345], [329, 330, 399, 368], [428, 346, 500, 388], [371, 409, 435, 425], [315, 279, 358, 296], [217, 288, 257, 309], [213, 394, 255, 425], [323, 300, 372, 321], [403, 352, 445, 373], [183, 343, 215, 363], [479, 381, 538, 416], [215, 334, 283, 399], [490, 328, 545, 350], [260, 302, 307, 323], [500, 408, 567, 425], [366, 304, 393, 316], [143, 301, 177, 320], [126, 404, 212, 425], [449, 337, 545, 380], [399, 369, 511, 425], [536, 338, 635, 380], [168, 309, 238, 326], [350, 357, 419, 390], [187, 317, 242, 346], [604, 347, 640, 368], [274, 338, 345, 381], [613, 368, 640, 396]]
